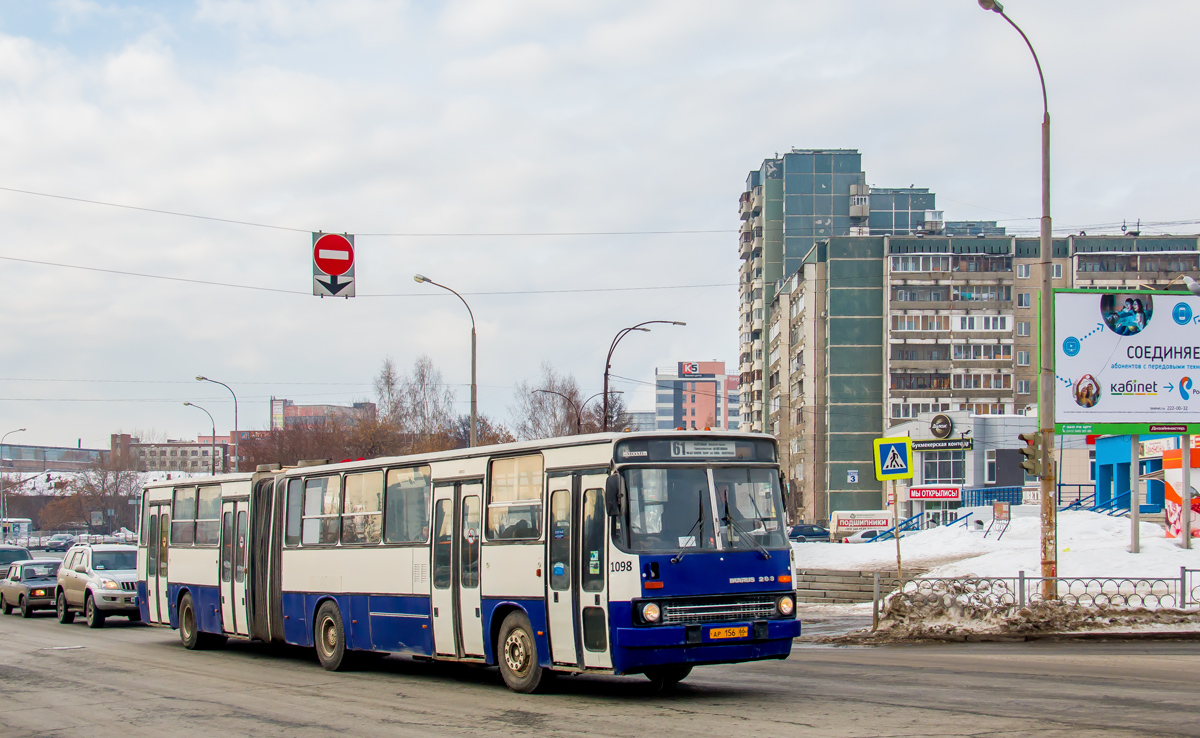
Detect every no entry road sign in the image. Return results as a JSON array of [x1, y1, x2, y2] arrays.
[[312, 232, 356, 297]]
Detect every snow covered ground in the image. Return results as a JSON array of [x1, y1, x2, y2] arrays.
[[793, 510, 1200, 579]]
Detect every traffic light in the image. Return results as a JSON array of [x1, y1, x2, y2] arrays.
[[1018, 432, 1043, 478]]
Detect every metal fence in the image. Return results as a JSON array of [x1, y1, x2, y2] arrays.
[[873, 568, 1200, 626]]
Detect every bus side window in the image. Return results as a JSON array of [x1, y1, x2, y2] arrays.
[[285, 478, 303, 547], [487, 454, 544, 540], [147, 515, 158, 576], [171, 487, 197, 545], [302, 476, 342, 546], [195, 486, 222, 546], [432, 499, 452, 589], [384, 466, 431, 544]]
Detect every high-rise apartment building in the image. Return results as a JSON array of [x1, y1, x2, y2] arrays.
[[739, 149, 937, 432], [765, 232, 1200, 523]]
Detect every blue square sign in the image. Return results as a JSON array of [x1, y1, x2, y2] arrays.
[[873, 437, 913, 481]]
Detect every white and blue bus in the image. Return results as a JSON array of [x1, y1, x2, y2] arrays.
[[137, 431, 799, 692]]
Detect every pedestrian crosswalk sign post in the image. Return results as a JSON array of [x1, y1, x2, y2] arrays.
[[873, 437, 914, 481]]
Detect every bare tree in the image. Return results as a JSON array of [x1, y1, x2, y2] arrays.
[[373, 357, 403, 424], [582, 391, 633, 433], [398, 355, 458, 445], [511, 363, 585, 440]]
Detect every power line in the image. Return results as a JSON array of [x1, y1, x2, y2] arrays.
[[0, 184, 732, 237]]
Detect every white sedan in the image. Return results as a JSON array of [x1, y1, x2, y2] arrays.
[[841, 529, 883, 544]]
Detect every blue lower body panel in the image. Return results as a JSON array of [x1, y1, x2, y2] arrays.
[[480, 598, 549, 667], [280, 592, 433, 656], [164, 583, 221, 633]]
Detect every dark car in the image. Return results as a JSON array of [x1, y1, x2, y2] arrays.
[[788, 524, 830, 543], [0, 545, 32, 567], [1, 559, 60, 617], [43, 534, 76, 552]]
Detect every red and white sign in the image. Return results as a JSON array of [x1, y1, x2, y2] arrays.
[[313, 233, 355, 276], [907, 486, 961, 501], [312, 232, 356, 297], [831, 510, 894, 531]]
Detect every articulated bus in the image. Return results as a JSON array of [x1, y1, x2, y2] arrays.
[[137, 431, 799, 692]]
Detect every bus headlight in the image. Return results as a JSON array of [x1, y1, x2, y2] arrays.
[[777, 595, 795, 617], [640, 602, 661, 623]]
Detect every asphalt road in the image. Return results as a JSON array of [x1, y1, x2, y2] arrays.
[[1, 612, 1198, 738]]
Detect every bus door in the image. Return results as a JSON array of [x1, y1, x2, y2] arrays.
[[145, 503, 171, 624], [220, 498, 251, 637], [431, 482, 485, 659], [577, 474, 612, 669], [545, 476, 578, 666], [545, 472, 612, 669]]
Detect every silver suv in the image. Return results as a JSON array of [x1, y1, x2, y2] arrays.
[[55, 543, 140, 628]]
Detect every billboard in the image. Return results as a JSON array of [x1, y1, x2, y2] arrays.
[[1055, 289, 1200, 435]]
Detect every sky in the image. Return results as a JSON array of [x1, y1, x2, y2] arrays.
[[0, 0, 1197, 450]]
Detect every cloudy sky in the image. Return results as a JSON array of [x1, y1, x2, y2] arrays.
[[0, 0, 1196, 449]]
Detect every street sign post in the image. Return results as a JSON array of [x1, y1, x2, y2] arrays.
[[873, 437, 913, 583], [312, 232, 356, 297]]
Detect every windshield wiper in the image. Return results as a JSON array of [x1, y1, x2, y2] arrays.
[[670, 492, 706, 564], [722, 491, 771, 560]]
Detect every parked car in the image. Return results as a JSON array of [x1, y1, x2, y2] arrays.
[[55, 543, 140, 628], [1, 559, 61, 617], [0, 545, 32, 567], [841, 530, 882, 544], [43, 534, 76, 552], [788, 524, 831, 543]]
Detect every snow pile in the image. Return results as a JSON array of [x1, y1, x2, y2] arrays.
[[793, 510, 1200, 579]]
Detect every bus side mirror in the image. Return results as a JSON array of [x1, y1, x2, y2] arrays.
[[604, 474, 625, 517]]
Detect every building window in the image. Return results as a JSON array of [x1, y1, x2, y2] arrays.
[[986, 450, 997, 483], [1017, 351, 1031, 366], [923, 451, 965, 485], [1017, 380, 1032, 394], [953, 373, 1012, 390], [1017, 321, 1030, 337], [1017, 293, 1031, 308], [1053, 263, 1063, 280], [1017, 264, 1031, 279], [957, 316, 1009, 331]]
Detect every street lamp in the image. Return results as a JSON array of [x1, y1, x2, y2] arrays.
[[978, 0, 1058, 587], [415, 274, 477, 447], [184, 403, 218, 475], [533, 389, 621, 434], [603, 321, 686, 431], [0, 427, 26, 538], [196, 376, 238, 472]]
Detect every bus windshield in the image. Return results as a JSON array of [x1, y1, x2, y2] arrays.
[[619, 467, 714, 554], [713, 467, 787, 550]]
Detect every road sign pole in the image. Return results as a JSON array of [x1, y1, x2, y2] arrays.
[[892, 479, 903, 584]]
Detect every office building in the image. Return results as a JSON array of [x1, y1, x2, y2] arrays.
[[111, 434, 229, 473], [270, 397, 376, 430], [0, 442, 106, 473], [654, 362, 739, 431]]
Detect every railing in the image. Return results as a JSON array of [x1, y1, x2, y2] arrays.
[[1093, 490, 1131, 516], [962, 486, 1023, 508], [1057, 483, 1094, 508], [873, 512, 924, 542], [878, 568, 1200, 618], [949, 512, 975, 528]]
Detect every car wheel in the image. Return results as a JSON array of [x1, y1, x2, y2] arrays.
[[497, 610, 551, 693], [795, 536, 807, 542], [314, 601, 351, 671], [56, 591, 75, 624], [178, 592, 224, 650], [20, 596, 34, 618], [85, 594, 106, 629], [644, 664, 693, 690], [1, 594, 11, 615]]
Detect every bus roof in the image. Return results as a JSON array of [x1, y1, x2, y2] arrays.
[[140, 430, 776, 489]]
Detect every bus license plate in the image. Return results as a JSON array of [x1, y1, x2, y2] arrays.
[[708, 626, 748, 640]]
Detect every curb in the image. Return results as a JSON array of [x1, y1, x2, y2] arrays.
[[805, 630, 1200, 645]]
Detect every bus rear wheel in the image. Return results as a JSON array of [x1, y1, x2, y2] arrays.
[[179, 592, 224, 650], [497, 611, 551, 693], [314, 601, 351, 671], [645, 664, 693, 690]]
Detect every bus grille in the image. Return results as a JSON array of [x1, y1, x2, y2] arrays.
[[121, 582, 137, 592], [661, 595, 778, 624]]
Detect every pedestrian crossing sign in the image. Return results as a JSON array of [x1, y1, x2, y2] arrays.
[[873, 437, 913, 481]]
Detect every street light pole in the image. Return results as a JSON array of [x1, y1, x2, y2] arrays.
[[603, 321, 686, 432], [0, 428, 26, 537], [184, 403, 217, 475], [415, 274, 477, 447], [979, 0, 1057, 590], [533, 389, 620, 434], [197, 376, 238, 472]]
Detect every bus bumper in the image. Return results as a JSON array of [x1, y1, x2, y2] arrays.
[[611, 619, 800, 674]]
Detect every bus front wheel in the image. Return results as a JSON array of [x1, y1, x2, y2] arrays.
[[314, 601, 351, 671], [644, 664, 693, 690], [497, 611, 552, 693]]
